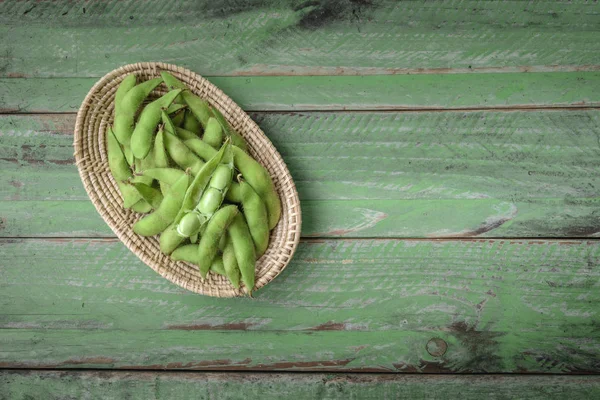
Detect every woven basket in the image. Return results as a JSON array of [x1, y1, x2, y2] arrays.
[[74, 62, 301, 297]]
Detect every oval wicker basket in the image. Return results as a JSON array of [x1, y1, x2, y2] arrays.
[[74, 63, 301, 297]]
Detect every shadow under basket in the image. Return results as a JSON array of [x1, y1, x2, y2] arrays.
[[74, 62, 301, 297]]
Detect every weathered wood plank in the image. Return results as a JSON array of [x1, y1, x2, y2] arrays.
[[2, 371, 600, 400], [1, 1, 599, 77], [2, 110, 600, 238], [1, 238, 598, 372], [2, 73, 600, 113]]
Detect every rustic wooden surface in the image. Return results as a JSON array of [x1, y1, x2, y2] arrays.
[[2, 371, 600, 399], [1, 0, 599, 396]]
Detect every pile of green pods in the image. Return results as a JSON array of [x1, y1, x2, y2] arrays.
[[107, 72, 281, 295]]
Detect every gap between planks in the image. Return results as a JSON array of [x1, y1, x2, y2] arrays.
[[2, 106, 600, 116], [3, 237, 599, 243], [1, 367, 599, 377], [3, 65, 600, 78]]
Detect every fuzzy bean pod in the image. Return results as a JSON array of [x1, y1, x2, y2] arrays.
[[228, 212, 256, 294], [239, 178, 269, 256], [113, 77, 162, 144], [133, 172, 190, 236], [233, 146, 281, 229], [131, 89, 182, 159], [222, 233, 241, 289], [203, 117, 223, 149], [197, 205, 239, 278]]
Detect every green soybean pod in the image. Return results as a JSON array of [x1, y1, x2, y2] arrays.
[[177, 211, 206, 238], [225, 182, 242, 203], [153, 128, 170, 193], [228, 212, 256, 294], [195, 146, 234, 217], [133, 172, 190, 237], [222, 233, 241, 289], [130, 199, 153, 213], [170, 244, 198, 263], [183, 92, 212, 127], [166, 103, 186, 115], [197, 205, 238, 278], [131, 156, 155, 186], [122, 144, 135, 167], [163, 129, 204, 176], [210, 257, 227, 275], [184, 138, 218, 161], [106, 127, 131, 182], [171, 246, 226, 275], [131, 182, 163, 209], [210, 106, 248, 152], [171, 110, 186, 127], [175, 127, 199, 141], [239, 178, 269, 257], [190, 233, 199, 244], [113, 77, 162, 144], [233, 146, 281, 229], [203, 117, 223, 149], [161, 72, 212, 127], [114, 74, 137, 115], [161, 71, 187, 91], [160, 223, 186, 255], [175, 141, 227, 223], [131, 89, 183, 159], [118, 181, 143, 209], [142, 168, 186, 188], [183, 110, 202, 134]]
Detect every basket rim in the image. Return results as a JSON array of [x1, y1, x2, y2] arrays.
[[73, 62, 301, 297]]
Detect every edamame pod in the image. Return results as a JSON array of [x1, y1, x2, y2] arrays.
[[142, 168, 186, 188], [196, 149, 234, 217], [171, 110, 186, 127], [122, 145, 135, 167], [113, 77, 162, 144], [118, 181, 143, 209], [203, 117, 223, 149], [163, 130, 204, 176], [175, 127, 199, 141], [171, 246, 227, 275], [131, 156, 154, 186], [184, 138, 218, 161], [222, 233, 241, 288], [166, 103, 186, 115], [239, 178, 269, 257], [210, 106, 248, 152], [233, 146, 281, 229], [107, 127, 131, 181], [197, 205, 238, 278], [114, 74, 137, 115], [228, 212, 256, 294], [161, 72, 212, 127], [131, 182, 163, 209], [153, 128, 170, 193], [131, 89, 183, 159], [225, 182, 242, 203], [183, 110, 202, 134], [130, 199, 152, 213], [159, 223, 186, 255], [133, 172, 190, 236], [210, 257, 227, 275]]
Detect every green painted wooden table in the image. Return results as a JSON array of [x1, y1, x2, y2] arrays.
[[2, 1, 600, 398]]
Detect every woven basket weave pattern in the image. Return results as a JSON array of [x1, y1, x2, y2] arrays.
[[74, 63, 301, 297]]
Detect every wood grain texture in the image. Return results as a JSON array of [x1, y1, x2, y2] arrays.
[[2, 371, 600, 400], [2, 110, 600, 238], [1, 238, 599, 373], [1, 1, 599, 77], [2, 72, 600, 113]]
